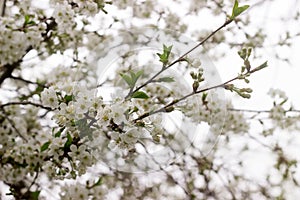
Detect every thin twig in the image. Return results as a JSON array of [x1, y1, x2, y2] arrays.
[[1, 109, 28, 141], [1, 0, 6, 17], [245, 133, 274, 151], [229, 108, 300, 113], [138, 141, 191, 197], [0, 101, 53, 110], [10, 75, 48, 88], [133, 62, 267, 123], [0, 47, 33, 87], [125, 19, 233, 99], [23, 167, 40, 198], [133, 75, 238, 122]]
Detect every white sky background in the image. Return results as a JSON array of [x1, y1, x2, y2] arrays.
[[1, 0, 300, 199]]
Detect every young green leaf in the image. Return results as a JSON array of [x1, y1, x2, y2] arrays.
[[120, 73, 134, 87], [135, 70, 143, 79], [131, 91, 149, 99], [156, 53, 168, 65], [156, 77, 175, 82], [24, 15, 36, 26], [130, 71, 136, 81], [121, 70, 143, 88], [130, 70, 143, 84], [163, 44, 172, 58], [64, 133, 73, 149], [157, 45, 173, 66], [41, 141, 51, 152], [230, 0, 249, 19], [54, 127, 65, 137], [25, 15, 30, 24], [29, 191, 41, 200], [64, 94, 73, 104]]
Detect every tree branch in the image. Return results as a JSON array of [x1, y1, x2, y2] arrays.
[[10, 75, 48, 88], [0, 101, 53, 110], [229, 108, 300, 113], [1, 0, 6, 17], [0, 47, 33, 87], [126, 19, 233, 99], [133, 64, 265, 123], [0, 109, 28, 141]]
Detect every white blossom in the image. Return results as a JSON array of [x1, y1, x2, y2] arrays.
[[41, 87, 59, 108]]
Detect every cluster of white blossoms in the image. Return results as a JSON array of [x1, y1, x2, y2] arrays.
[[268, 88, 288, 100], [72, 0, 100, 16], [268, 88, 288, 128], [52, 2, 76, 35], [95, 99, 154, 150], [0, 17, 45, 66], [181, 93, 249, 135], [60, 181, 109, 200], [41, 87, 59, 108], [132, 0, 154, 18], [60, 183, 89, 200], [267, 88, 300, 130], [50, 0, 104, 17], [109, 127, 143, 150], [269, 104, 286, 127], [0, 105, 50, 185], [0, 106, 25, 152]]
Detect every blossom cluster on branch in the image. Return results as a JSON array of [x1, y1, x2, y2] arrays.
[[0, 0, 300, 199]]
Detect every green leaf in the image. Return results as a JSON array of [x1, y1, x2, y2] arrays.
[[135, 70, 143, 80], [64, 95, 73, 104], [157, 53, 168, 65], [156, 77, 175, 82], [24, 15, 36, 26], [234, 5, 249, 17], [24, 15, 30, 24], [157, 45, 173, 66], [94, 177, 103, 186], [130, 70, 143, 83], [29, 191, 40, 200], [54, 127, 65, 137], [25, 15, 30, 21], [120, 70, 143, 88], [130, 71, 136, 81], [41, 141, 51, 152], [131, 91, 149, 99], [64, 133, 73, 149], [120, 73, 133, 87], [233, 0, 238, 10], [230, 0, 249, 19], [163, 44, 172, 58]]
